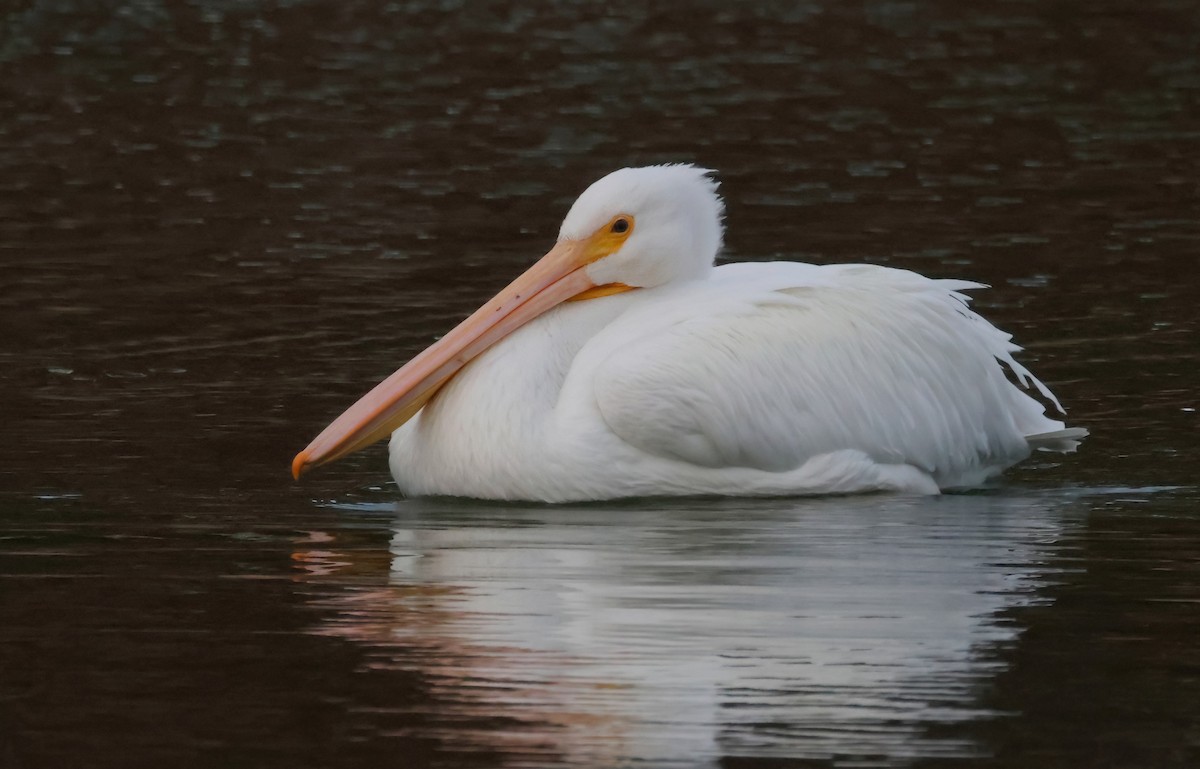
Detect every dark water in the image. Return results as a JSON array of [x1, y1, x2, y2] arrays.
[[2, 2, 1199, 767]]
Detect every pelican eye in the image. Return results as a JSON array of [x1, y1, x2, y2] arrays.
[[611, 217, 631, 234]]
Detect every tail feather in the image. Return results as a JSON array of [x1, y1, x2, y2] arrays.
[[1026, 427, 1089, 453]]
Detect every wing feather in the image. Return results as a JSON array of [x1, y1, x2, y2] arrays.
[[580, 262, 1066, 486]]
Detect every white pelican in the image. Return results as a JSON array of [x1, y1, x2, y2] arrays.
[[293, 165, 1085, 501]]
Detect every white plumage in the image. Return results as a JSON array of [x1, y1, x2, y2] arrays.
[[295, 165, 1084, 501]]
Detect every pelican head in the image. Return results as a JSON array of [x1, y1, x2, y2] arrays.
[[292, 164, 725, 478], [564, 164, 724, 289]]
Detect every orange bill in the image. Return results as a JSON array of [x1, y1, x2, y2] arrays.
[[292, 223, 634, 479]]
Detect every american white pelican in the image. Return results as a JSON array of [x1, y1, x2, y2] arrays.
[[293, 164, 1085, 501]]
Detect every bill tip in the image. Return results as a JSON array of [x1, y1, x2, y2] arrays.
[[291, 451, 308, 481]]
